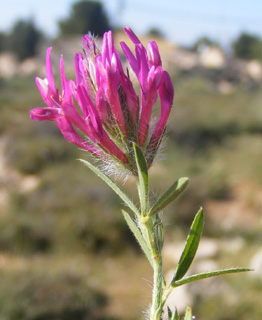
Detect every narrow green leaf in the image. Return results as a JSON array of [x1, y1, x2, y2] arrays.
[[133, 143, 149, 214], [172, 268, 253, 288], [184, 306, 192, 320], [79, 159, 140, 217], [172, 308, 178, 320], [167, 306, 172, 320], [149, 177, 189, 217], [171, 208, 204, 284], [122, 210, 153, 268], [167, 307, 178, 320]]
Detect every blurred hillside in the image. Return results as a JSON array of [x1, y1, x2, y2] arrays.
[[1, 30, 262, 85], [0, 30, 261, 320]]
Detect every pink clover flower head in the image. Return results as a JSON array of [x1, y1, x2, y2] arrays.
[[30, 27, 174, 175]]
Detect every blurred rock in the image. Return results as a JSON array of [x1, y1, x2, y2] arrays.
[[217, 80, 235, 95], [2, 35, 262, 88], [246, 60, 262, 81], [0, 53, 18, 78], [163, 242, 186, 264], [250, 248, 262, 278], [172, 49, 198, 70], [192, 259, 218, 273], [190, 260, 238, 304], [0, 137, 20, 215], [199, 46, 225, 69], [19, 57, 43, 77], [220, 237, 245, 254], [196, 238, 219, 259], [165, 270, 193, 313], [19, 175, 40, 193], [165, 259, 238, 314], [163, 238, 219, 264]]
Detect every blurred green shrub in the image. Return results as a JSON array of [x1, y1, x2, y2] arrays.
[[0, 271, 108, 320], [6, 136, 76, 175], [0, 69, 261, 320], [8, 18, 42, 61], [58, 0, 111, 37], [233, 32, 262, 61], [193, 277, 262, 320], [192, 35, 220, 52], [146, 27, 165, 38], [0, 218, 52, 254], [0, 32, 8, 52]]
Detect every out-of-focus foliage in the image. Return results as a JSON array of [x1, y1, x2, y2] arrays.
[[0, 59, 261, 319], [8, 18, 42, 60], [146, 27, 165, 38], [58, 0, 111, 37], [192, 36, 220, 51], [0, 32, 8, 52], [0, 270, 108, 320], [233, 32, 262, 61]]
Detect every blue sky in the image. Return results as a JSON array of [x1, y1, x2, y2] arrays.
[[1, 0, 262, 46]]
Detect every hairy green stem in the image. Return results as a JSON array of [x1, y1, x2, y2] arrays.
[[133, 148, 164, 320], [151, 256, 163, 320], [139, 217, 163, 320], [161, 285, 173, 312]]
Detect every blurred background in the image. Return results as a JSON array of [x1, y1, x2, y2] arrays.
[[0, 0, 261, 319]]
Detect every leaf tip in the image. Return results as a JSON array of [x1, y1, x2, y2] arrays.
[[121, 209, 128, 215], [77, 158, 87, 164]]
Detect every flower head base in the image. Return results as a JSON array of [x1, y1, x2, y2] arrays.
[[30, 27, 174, 175]]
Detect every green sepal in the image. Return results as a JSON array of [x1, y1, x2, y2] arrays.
[[133, 143, 149, 215], [171, 208, 204, 284], [167, 306, 172, 320], [167, 306, 178, 320], [184, 306, 192, 320], [122, 210, 153, 268], [172, 268, 253, 288], [149, 177, 189, 217], [79, 159, 140, 217]]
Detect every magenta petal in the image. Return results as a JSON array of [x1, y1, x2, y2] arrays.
[[149, 71, 174, 152], [82, 34, 96, 56], [60, 55, 66, 91], [56, 117, 83, 144], [107, 31, 114, 59], [74, 52, 87, 87], [158, 71, 174, 105], [98, 131, 129, 164], [135, 45, 149, 89], [101, 31, 114, 65], [105, 67, 127, 137], [56, 117, 103, 156], [147, 41, 162, 67], [113, 47, 124, 73], [30, 107, 63, 121], [95, 56, 105, 88], [138, 67, 163, 146], [124, 27, 141, 45], [35, 77, 48, 102], [45, 47, 56, 92], [77, 85, 103, 134], [60, 55, 74, 107], [35, 48, 61, 108], [148, 66, 162, 89], [120, 41, 138, 74], [62, 103, 89, 137], [119, 73, 139, 124], [96, 87, 110, 122]]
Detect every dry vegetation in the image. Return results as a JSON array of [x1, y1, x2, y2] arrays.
[[0, 58, 261, 319]]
